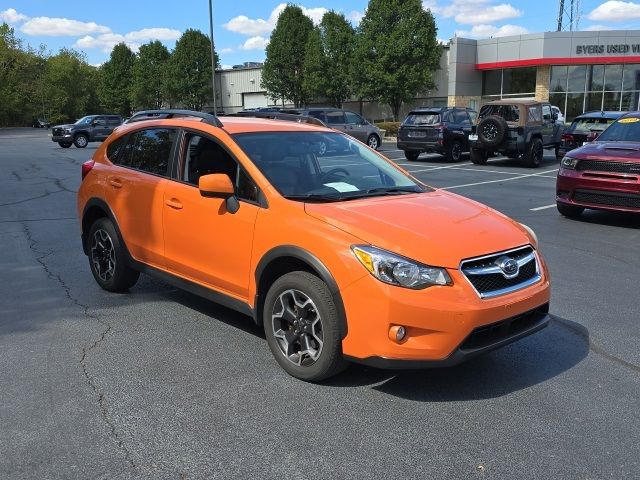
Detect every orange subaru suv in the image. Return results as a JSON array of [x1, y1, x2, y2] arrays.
[[77, 109, 550, 381]]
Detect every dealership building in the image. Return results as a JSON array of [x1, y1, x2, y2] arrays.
[[216, 29, 640, 121]]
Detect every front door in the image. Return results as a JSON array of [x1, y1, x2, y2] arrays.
[[162, 131, 260, 299], [344, 111, 368, 142], [541, 105, 555, 145]]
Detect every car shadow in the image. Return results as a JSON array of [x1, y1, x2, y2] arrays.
[[324, 315, 589, 401], [562, 209, 640, 229]]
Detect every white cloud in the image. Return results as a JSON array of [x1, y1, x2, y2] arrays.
[[587, 1, 640, 22], [456, 23, 529, 38], [423, 0, 521, 25], [224, 3, 327, 36], [241, 36, 269, 50], [0, 8, 28, 24], [221, 64, 234, 70], [220, 47, 235, 54], [21, 17, 111, 36], [348, 10, 364, 24], [75, 33, 139, 53], [124, 28, 180, 42]]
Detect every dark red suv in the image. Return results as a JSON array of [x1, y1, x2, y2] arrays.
[[556, 112, 640, 217]]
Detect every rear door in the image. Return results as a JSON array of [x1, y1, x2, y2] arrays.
[[541, 104, 555, 145], [399, 111, 441, 143], [93, 116, 111, 140], [324, 111, 348, 135], [105, 116, 121, 137]]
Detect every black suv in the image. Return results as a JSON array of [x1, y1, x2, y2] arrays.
[[397, 108, 477, 162], [51, 115, 123, 148], [469, 100, 563, 168]]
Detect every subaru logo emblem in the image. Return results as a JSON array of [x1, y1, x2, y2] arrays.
[[495, 256, 519, 279]]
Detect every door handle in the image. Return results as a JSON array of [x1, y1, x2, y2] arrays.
[[109, 178, 123, 188], [165, 198, 183, 210]]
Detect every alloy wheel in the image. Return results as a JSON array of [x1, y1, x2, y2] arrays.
[[271, 289, 323, 366], [452, 142, 462, 160], [91, 229, 116, 282], [482, 123, 497, 140]]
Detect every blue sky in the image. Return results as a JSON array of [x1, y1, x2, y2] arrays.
[[2, 1, 640, 67]]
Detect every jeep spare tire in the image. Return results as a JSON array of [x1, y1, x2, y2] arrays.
[[477, 115, 508, 148]]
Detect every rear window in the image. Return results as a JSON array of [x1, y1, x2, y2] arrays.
[[402, 113, 440, 126], [596, 117, 640, 142], [569, 117, 618, 133], [479, 105, 520, 123]]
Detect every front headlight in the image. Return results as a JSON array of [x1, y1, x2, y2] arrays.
[[64, 128, 72, 134], [520, 223, 538, 248], [561, 156, 578, 169], [351, 245, 452, 289]]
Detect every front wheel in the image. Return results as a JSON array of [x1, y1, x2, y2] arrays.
[[88, 218, 140, 292], [557, 202, 584, 219], [74, 134, 88, 148], [470, 148, 488, 165], [367, 134, 380, 150], [263, 271, 347, 382]]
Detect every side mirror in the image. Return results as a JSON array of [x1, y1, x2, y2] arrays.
[[586, 131, 600, 142], [199, 174, 239, 213]]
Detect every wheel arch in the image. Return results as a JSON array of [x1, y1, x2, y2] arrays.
[[254, 246, 348, 338], [81, 198, 127, 258]]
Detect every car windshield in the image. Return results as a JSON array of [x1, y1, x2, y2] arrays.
[[233, 132, 427, 201], [403, 113, 440, 125], [570, 117, 618, 133], [596, 117, 640, 142], [74, 116, 94, 125]]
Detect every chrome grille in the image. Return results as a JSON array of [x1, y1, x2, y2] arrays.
[[460, 246, 541, 299]]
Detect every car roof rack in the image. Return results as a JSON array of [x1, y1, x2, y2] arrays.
[[228, 111, 326, 127], [126, 109, 224, 127]]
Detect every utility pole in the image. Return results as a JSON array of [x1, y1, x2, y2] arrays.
[[208, 0, 217, 113]]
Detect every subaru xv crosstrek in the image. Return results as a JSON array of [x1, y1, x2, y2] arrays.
[[77, 109, 551, 381]]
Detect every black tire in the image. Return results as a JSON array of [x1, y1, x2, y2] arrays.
[[404, 150, 420, 161], [470, 148, 489, 165], [445, 140, 463, 162], [58, 142, 72, 148], [477, 115, 508, 148], [557, 202, 584, 218], [524, 137, 543, 168], [367, 134, 380, 150], [87, 218, 139, 292], [555, 144, 562, 161], [263, 271, 347, 382], [74, 134, 89, 148]]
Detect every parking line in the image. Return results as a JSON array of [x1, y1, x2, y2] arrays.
[[441, 169, 558, 190], [404, 162, 473, 173], [530, 204, 557, 211], [449, 166, 545, 176]]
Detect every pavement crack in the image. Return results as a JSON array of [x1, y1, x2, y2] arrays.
[[0, 189, 64, 207], [553, 315, 640, 373], [11, 170, 22, 181], [22, 223, 137, 471]]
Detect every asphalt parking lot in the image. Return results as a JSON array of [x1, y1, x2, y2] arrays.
[[1, 128, 639, 479]]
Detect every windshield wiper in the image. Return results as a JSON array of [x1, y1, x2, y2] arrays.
[[340, 187, 422, 199], [283, 193, 342, 202]]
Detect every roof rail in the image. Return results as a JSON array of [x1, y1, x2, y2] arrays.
[[229, 111, 327, 127], [125, 109, 224, 127]]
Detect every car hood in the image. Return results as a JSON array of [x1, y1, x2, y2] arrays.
[[53, 124, 75, 129], [304, 191, 530, 269], [572, 142, 640, 161]]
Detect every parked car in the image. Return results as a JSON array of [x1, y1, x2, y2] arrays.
[[469, 100, 564, 167], [397, 107, 477, 162], [77, 109, 550, 381], [32, 118, 51, 129], [283, 107, 383, 151], [557, 112, 640, 218], [556, 111, 627, 160], [51, 115, 123, 148], [551, 106, 565, 124]]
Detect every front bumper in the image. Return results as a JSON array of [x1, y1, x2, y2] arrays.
[[51, 133, 73, 142], [339, 257, 551, 365], [557, 167, 640, 213]]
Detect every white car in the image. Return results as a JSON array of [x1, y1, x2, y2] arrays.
[[551, 106, 565, 124]]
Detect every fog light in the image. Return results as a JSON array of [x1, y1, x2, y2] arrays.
[[389, 325, 406, 342]]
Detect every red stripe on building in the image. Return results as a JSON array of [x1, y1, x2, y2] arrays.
[[476, 56, 640, 70]]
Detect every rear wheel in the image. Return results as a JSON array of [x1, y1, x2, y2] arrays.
[[88, 218, 139, 292], [263, 271, 347, 382], [446, 140, 463, 162], [58, 142, 72, 148], [74, 134, 88, 148], [470, 148, 489, 165], [524, 138, 543, 168], [557, 202, 584, 219], [404, 150, 420, 161]]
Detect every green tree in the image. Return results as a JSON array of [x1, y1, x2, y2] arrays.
[[166, 29, 217, 111], [303, 11, 355, 107], [353, 0, 441, 120], [131, 40, 170, 110], [98, 43, 135, 116], [262, 5, 314, 107]]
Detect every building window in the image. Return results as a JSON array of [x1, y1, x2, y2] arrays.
[[482, 67, 536, 98]]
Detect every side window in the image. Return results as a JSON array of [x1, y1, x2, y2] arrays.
[[182, 133, 238, 186], [455, 110, 471, 125], [468, 111, 478, 124], [107, 116, 121, 126], [121, 128, 175, 176], [106, 136, 126, 164], [94, 116, 107, 126], [345, 112, 365, 125], [528, 106, 542, 122], [542, 105, 552, 121], [237, 168, 259, 203], [325, 111, 346, 125], [308, 111, 326, 123]]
